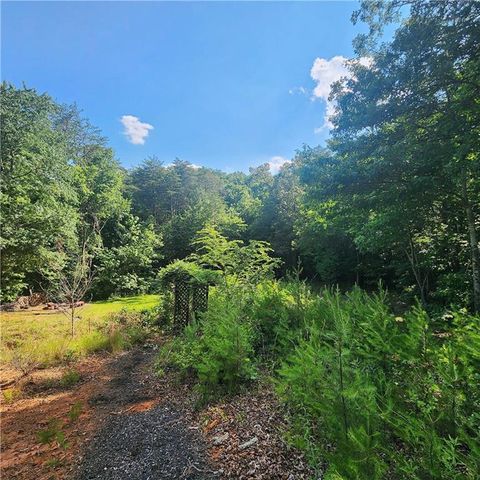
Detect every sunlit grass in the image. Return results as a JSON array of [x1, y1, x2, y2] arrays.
[[1, 295, 160, 368]]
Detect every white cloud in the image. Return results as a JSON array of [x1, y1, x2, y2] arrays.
[[120, 115, 154, 145], [289, 86, 308, 96], [268, 156, 290, 175], [165, 162, 201, 169], [310, 56, 371, 131]]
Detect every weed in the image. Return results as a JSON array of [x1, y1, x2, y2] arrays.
[[36, 419, 68, 449], [60, 369, 81, 388], [45, 458, 64, 469], [67, 401, 83, 422], [2, 387, 21, 404]]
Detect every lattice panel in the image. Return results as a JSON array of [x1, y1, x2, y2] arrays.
[[192, 285, 209, 314], [173, 282, 210, 328], [174, 281, 191, 327]]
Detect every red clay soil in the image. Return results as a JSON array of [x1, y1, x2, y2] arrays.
[[1, 349, 315, 480], [1, 355, 128, 480]]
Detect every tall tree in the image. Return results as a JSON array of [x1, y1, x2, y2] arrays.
[[329, 0, 480, 309], [0, 84, 78, 300]]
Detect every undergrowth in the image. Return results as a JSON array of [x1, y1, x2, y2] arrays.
[[157, 278, 480, 479]]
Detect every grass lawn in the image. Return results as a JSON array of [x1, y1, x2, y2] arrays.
[[1, 295, 161, 369]]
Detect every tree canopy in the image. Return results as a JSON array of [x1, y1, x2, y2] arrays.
[[1, 1, 479, 312]]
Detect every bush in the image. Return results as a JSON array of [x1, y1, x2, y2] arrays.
[[248, 279, 317, 360], [196, 291, 256, 392], [276, 287, 480, 479], [157, 276, 479, 478], [157, 288, 256, 396]]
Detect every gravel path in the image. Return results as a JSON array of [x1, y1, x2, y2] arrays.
[[76, 348, 218, 480]]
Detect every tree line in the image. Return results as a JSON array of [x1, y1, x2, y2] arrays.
[[1, 0, 479, 312]]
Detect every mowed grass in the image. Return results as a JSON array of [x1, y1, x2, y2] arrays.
[[1, 295, 160, 369]]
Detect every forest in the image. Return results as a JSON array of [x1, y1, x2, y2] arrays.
[[1, 1, 479, 479]]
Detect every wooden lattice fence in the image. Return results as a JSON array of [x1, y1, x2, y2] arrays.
[[159, 260, 220, 330], [173, 281, 209, 327]]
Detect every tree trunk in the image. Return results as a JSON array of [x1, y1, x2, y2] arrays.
[[464, 190, 480, 312], [405, 234, 428, 308]]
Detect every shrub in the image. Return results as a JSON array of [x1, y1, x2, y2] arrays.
[[276, 287, 480, 479], [248, 280, 296, 358], [196, 291, 256, 393], [276, 288, 388, 478], [105, 308, 155, 348], [157, 288, 256, 396], [156, 320, 202, 379], [248, 279, 317, 360]]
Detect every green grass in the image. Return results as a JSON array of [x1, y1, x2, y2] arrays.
[[1, 295, 160, 368]]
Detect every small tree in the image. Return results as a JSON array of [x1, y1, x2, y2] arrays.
[[190, 224, 281, 285], [50, 245, 94, 337]]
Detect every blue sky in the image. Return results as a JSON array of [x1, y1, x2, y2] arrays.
[[2, 1, 367, 172]]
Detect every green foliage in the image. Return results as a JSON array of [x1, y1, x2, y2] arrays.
[[36, 419, 67, 449], [1, 295, 160, 368], [2, 387, 21, 404], [158, 273, 479, 478], [325, 0, 479, 309], [60, 369, 81, 388], [189, 225, 281, 285], [45, 458, 64, 470], [276, 287, 480, 479], [3, 8, 480, 476], [196, 291, 256, 393], [67, 401, 83, 422], [95, 215, 163, 298], [158, 259, 221, 287], [247, 279, 312, 359], [157, 288, 256, 396], [0, 84, 164, 302], [0, 83, 78, 301]]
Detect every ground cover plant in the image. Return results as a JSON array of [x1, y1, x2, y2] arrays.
[[159, 275, 480, 479]]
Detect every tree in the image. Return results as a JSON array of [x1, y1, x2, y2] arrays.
[[190, 225, 280, 285], [255, 162, 303, 271], [0, 83, 78, 301], [50, 244, 94, 337], [327, 0, 480, 309], [95, 214, 163, 298]]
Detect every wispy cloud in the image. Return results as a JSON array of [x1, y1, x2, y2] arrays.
[[288, 86, 308, 96], [310, 56, 371, 132], [120, 115, 154, 145], [268, 156, 290, 175]]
